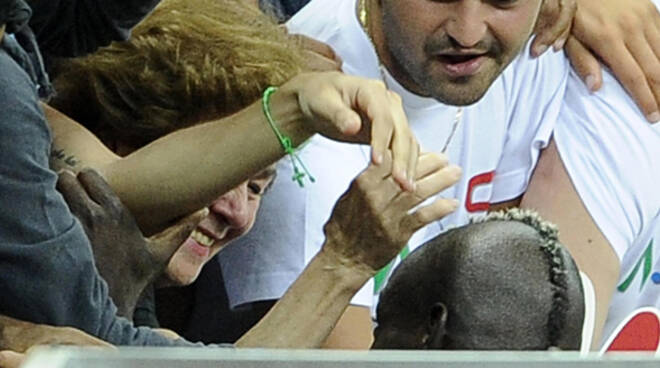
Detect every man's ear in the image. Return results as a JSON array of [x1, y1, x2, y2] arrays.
[[425, 302, 448, 349]]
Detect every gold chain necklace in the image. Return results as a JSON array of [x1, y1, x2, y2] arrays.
[[357, 0, 463, 154]]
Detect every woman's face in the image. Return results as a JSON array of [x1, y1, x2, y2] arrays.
[[159, 166, 276, 287]]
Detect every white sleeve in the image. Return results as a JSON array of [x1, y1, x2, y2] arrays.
[[490, 45, 570, 203], [554, 68, 660, 260], [286, 0, 340, 40]]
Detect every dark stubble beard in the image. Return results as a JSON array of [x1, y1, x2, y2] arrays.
[[381, 11, 529, 106]]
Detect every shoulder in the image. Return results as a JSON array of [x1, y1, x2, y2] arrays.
[[555, 68, 660, 257], [502, 41, 570, 113], [0, 48, 50, 140], [286, 0, 344, 39], [559, 68, 660, 184]]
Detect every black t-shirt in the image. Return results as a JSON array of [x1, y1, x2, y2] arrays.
[[27, 0, 160, 57]]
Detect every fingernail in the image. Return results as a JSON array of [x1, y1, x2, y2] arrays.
[[398, 169, 407, 182], [57, 169, 75, 176], [373, 152, 383, 164], [553, 38, 566, 52], [449, 198, 460, 209], [409, 180, 417, 192], [647, 112, 660, 123], [585, 75, 597, 92], [534, 44, 548, 56]]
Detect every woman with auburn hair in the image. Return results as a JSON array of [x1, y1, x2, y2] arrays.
[[51, 0, 308, 150], [44, 0, 420, 235], [41, 0, 425, 346], [48, 0, 304, 327]]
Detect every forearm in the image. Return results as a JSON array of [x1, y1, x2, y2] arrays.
[[236, 248, 372, 348], [101, 91, 311, 233], [47, 91, 311, 233], [44, 104, 120, 172]]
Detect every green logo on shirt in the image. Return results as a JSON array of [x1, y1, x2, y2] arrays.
[[373, 245, 410, 294], [618, 240, 654, 293]]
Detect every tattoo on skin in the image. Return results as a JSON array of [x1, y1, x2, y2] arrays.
[[50, 148, 80, 170]]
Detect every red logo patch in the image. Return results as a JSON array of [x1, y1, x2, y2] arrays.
[[465, 171, 495, 212], [603, 308, 660, 353]]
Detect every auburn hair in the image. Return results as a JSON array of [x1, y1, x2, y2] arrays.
[[52, 0, 305, 148]]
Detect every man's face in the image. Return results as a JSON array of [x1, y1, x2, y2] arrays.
[[378, 0, 542, 105], [160, 167, 276, 286]]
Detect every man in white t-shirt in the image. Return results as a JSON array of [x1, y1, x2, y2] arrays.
[[218, 0, 660, 352], [522, 63, 660, 349], [219, 0, 569, 348]]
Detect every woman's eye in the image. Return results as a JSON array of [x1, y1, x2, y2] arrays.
[[490, 0, 519, 8], [248, 182, 263, 195]]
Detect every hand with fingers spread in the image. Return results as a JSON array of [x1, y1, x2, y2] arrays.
[[567, 0, 660, 122], [531, 0, 577, 57], [277, 71, 420, 192], [56, 168, 207, 319], [322, 152, 461, 274]]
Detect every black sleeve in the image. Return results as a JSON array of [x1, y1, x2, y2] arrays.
[[0, 47, 195, 347], [27, 0, 160, 57], [133, 285, 161, 328]]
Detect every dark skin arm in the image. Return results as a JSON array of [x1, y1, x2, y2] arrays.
[[56, 169, 206, 319]]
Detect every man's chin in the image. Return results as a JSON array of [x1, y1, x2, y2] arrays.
[[428, 80, 494, 106], [421, 66, 499, 106]]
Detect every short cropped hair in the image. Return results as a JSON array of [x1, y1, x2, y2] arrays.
[[375, 208, 584, 350], [52, 0, 305, 147], [472, 209, 570, 348]]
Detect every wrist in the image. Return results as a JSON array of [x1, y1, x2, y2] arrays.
[[317, 244, 375, 292], [267, 83, 314, 147]]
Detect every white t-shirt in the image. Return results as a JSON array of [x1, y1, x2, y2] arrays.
[[218, 0, 569, 309], [554, 68, 660, 347]]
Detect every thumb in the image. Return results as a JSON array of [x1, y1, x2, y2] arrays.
[[147, 208, 209, 265]]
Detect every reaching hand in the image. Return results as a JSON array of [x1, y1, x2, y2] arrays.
[[322, 152, 461, 274], [279, 71, 420, 192], [567, 0, 660, 122], [531, 0, 577, 56], [56, 168, 206, 318]]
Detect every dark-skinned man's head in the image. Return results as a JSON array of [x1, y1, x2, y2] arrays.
[[373, 209, 585, 350]]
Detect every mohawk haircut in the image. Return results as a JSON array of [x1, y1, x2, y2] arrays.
[[472, 208, 569, 348], [51, 0, 305, 147]]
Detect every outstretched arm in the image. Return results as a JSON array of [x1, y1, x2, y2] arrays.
[[47, 72, 419, 233], [236, 153, 461, 348]]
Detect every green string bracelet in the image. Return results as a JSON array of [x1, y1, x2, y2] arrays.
[[262, 86, 315, 188]]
